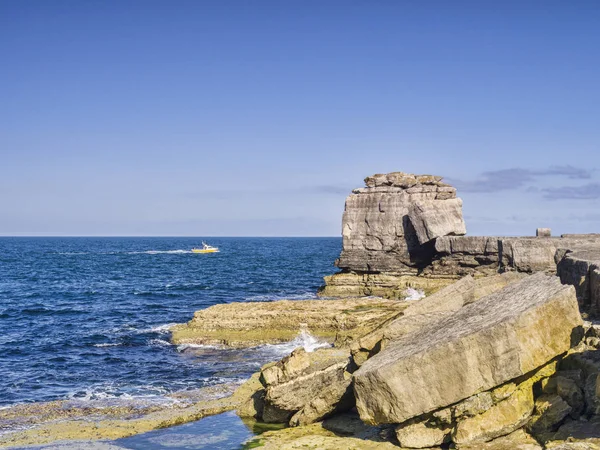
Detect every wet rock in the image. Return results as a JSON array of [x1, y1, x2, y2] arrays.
[[354, 274, 582, 425]]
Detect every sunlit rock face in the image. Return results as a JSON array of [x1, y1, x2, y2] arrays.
[[336, 172, 466, 275]]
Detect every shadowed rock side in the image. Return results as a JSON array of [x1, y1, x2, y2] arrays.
[[557, 245, 600, 314]]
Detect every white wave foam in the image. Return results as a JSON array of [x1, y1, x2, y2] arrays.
[[176, 343, 222, 352], [148, 323, 175, 333], [262, 329, 330, 356], [93, 343, 120, 347], [404, 287, 426, 301], [149, 339, 172, 347], [128, 323, 175, 334], [66, 386, 179, 407]]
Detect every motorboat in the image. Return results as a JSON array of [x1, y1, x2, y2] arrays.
[[192, 242, 220, 253]]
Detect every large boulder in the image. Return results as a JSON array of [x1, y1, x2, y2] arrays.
[[260, 347, 355, 425], [351, 272, 525, 364], [353, 273, 582, 425], [408, 198, 467, 244]]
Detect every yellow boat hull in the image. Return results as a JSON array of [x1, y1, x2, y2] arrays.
[[191, 248, 219, 253]]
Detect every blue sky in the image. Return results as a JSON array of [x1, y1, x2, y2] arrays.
[[1, 1, 599, 236]]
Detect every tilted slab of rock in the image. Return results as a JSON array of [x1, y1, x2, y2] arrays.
[[353, 273, 582, 425], [170, 297, 408, 347], [351, 272, 525, 360], [408, 198, 467, 245]]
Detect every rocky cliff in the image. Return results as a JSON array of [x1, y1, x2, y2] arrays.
[[336, 172, 466, 274], [320, 172, 600, 311], [319, 172, 467, 297]]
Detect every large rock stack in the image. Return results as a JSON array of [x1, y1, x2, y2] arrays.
[[320, 172, 600, 305], [319, 172, 467, 297]]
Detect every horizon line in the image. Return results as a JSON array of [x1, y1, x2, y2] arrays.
[[0, 235, 342, 238]]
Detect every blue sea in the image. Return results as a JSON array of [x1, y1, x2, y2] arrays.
[[0, 237, 341, 409]]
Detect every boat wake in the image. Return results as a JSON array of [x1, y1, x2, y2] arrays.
[[126, 250, 191, 255]]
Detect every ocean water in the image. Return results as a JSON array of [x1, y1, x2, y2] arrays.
[[0, 237, 341, 407]]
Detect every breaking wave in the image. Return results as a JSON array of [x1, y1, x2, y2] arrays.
[[404, 287, 426, 301]]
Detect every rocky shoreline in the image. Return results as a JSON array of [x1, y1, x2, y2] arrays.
[[3, 171, 600, 449]]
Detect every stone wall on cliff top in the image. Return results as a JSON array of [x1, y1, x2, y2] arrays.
[[335, 172, 467, 274]]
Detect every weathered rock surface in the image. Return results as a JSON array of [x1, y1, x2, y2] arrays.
[[557, 246, 600, 313], [408, 198, 467, 245], [322, 172, 600, 307], [257, 347, 356, 426], [452, 376, 535, 444], [336, 172, 466, 274], [245, 413, 398, 449], [427, 235, 600, 279], [456, 428, 542, 450], [354, 273, 582, 425], [318, 272, 455, 299], [395, 416, 452, 448], [351, 272, 525, 361], [426, 235, 502, 277], [170, 297, 408, 347]]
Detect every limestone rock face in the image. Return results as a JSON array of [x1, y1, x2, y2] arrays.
[[408, 198, 467, 245], [427, 236, 502, 277], [425, 235, 600, 280], [261, 348, 355, 425], [351, 272, 525, 360], [502, 236, 600, 274], [395, 416, 452, 448], [353, 273, 582, 425], [453, 378, 535, 444], [336, 172, 466, 273], [557, 246, 600, 313], [318, 272, 454, 299], [170, 297, 407, 347]]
